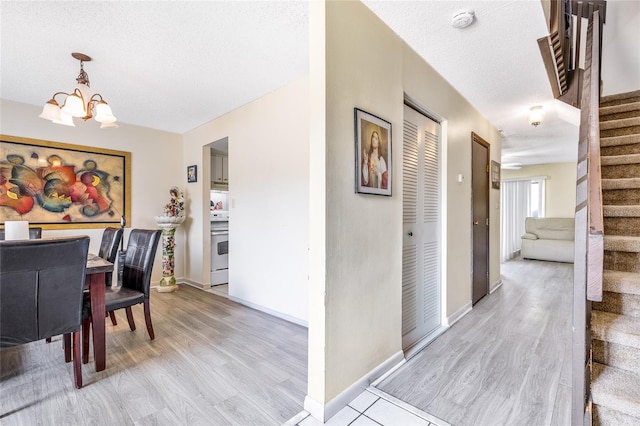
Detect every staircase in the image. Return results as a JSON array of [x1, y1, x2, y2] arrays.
[[591, 90, 640, 425]]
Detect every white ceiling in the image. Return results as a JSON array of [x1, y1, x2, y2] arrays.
[[2, 1, 639, 166]]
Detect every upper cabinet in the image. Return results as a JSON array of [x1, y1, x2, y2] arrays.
[[211, 154, 229, 188]]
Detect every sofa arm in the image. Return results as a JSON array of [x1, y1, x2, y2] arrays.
[[521, 232, 538, 240]]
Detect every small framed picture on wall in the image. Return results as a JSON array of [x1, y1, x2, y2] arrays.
[[187, 165, 197, 183], [491, 160, 500, 189], [355, 108, 392, 196]]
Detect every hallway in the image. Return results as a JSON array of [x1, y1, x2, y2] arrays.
[[374, 257, 573, 425]]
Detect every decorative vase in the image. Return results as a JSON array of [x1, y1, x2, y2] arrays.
[[154, 215, 186, 293]]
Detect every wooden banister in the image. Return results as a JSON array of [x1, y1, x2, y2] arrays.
[[538, 0, 607, 109], [581, 7, 604, 302], [572, 7, 604, 425]]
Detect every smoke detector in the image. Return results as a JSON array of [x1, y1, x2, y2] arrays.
[[451, 10, 475, 29]]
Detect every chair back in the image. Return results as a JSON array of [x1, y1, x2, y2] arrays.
[[0, 227, 42, 240], [0, 236, 90, 347], [98, 227, 123, 287], [122, 229, 161, 298]]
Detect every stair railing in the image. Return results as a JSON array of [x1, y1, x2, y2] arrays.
[[572, 5, 605, 425], [538, 0, 607, 108]]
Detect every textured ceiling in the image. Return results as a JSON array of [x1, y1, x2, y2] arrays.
[[362, 0, 640, 167], [1, 1, 639, 166], [0, 1, 309, 134]]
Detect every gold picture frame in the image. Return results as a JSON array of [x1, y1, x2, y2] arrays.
[[355, 108, 392, 196], [0, 134, 131, 229]]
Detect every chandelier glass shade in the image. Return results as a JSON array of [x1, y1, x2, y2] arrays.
[[39, 53, 117, 128]]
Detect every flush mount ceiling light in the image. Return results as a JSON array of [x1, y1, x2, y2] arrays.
[[529, 105, 545, 127], [39, 53, 117, 128], [451, 9, 475, 29]]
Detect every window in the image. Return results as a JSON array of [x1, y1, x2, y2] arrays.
[[529, 179, 546, 218], [500, 176, 547, 262]]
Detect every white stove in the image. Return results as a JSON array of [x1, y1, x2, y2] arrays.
[[210, 210, 229, 222], [210, 210, 229, 285]]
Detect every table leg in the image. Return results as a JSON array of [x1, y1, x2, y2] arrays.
[[88, 272, 106, 372]]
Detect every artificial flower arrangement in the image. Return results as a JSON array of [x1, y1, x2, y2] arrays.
[[162, 186, 185, 217]]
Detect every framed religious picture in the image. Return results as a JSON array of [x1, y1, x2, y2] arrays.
[[491, 160, 501, 189], [187, 164, 197, 183], [355, 108, 392, 196]]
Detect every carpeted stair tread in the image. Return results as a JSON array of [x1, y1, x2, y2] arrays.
[[592, 362, 640, 419], [600, 101, 640, 117], [592, 311, 640, 349], [595, 88, 640, 424], [600, 134, 640, 148], [600, 117, 640, 131], [601, 90, 640, 106], [602, 178, 640, 190], [603, 270, 640, 295], [604, 236, 640, 253], [594, 404, 640, 426], [603, 205, 640, 218], [593, 340, 640, 374], [595, 292, 640, 319], [601, 153, 640, 166]]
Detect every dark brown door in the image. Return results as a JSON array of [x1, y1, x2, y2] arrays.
[[471, 133, 490, 305]]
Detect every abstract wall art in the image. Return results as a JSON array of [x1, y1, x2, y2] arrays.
[[0, 135, 131, 229]]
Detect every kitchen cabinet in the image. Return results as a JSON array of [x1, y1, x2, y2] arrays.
[[211, 154, 229, 186]]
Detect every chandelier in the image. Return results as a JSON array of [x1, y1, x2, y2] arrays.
[[39, 53, 117, 128]]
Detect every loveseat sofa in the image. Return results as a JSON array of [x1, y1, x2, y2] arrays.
[[521, 217, 575, 263]]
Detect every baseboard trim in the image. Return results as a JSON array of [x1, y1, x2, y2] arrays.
[[151, 280, 307, 327], [445, 301, 472, 327], [179, 278, 210, 290], [400, 325, 448, 362], [490, 279, 503, 294], [228, 295, 308, 328], [303, 350, 405, 422]]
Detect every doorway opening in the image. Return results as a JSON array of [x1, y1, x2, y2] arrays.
[[206, 137, 229, 298]]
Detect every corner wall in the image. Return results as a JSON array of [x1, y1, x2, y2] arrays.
[[0, 99, 183, 282], [182, 77, 310, 324], [307, 0, 501, 413]]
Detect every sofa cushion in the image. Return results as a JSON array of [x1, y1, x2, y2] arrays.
[[525, 217, 575, 241]]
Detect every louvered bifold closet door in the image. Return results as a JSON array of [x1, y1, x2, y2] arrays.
[[402, 105, 441, 350]]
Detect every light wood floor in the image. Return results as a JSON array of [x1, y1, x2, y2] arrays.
[[376, 257, 573, 426], [0, 285, 308, 425]]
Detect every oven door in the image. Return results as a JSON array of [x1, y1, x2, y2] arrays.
[[211, 231, 229, 271]]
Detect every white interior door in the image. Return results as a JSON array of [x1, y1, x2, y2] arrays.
[[402, 105, 441, 350]]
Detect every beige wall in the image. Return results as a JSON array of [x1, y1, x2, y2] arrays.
[[502, 162, 577, 218], [307, 0, 502, 410], [1, 100, 183, 282], [182, 77, 310, 323]]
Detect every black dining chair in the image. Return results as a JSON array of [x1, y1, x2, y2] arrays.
[[0, 236, 90, 389], [99, 227, 124, 326], [0, 227, 42, 240], [44, 227, 123, 346], [83, 229, 161, 359], [99, 227, 123, 288]]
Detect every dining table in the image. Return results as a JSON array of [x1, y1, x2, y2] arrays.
[[81, 253, 113, 372]]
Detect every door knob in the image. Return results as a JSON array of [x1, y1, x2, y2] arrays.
[[407, 232, 413, 236], [473, 220, 479, 225]]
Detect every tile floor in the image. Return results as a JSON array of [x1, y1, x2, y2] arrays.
[[287, 388, 450, 426]]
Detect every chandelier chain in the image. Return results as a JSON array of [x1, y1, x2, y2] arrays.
[[76, 60, 90, 87]]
